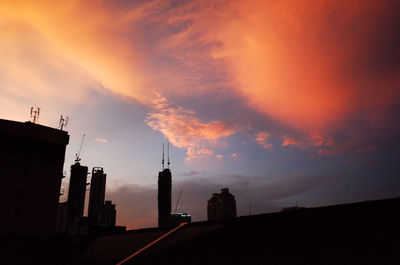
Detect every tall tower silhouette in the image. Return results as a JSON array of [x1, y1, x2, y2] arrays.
[[158, 143, 172, 227], [66, 161, 88, 230], [88, 167, 106, 224]]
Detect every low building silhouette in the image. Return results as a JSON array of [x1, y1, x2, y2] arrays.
[[0, 119, 69, 236], [207, 188, 237, 221], [170, 213, 191, 225], [102, 200, 116, 226]]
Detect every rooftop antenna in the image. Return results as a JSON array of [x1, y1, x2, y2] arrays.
[[162, 143, 165, 170], [30, 106, 40, 124], [75, 134, 85, 163], [58, 115, 69, 130], [167, 139, 170, 169]]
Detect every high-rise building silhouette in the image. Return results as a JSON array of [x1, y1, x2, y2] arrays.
[[158, 142, 172, 227], [88, 167, 106, 224], [0, 119, 69, 236], [207, 193, 219, 221], [158, 168, 172, 227], [207, 188, 237, 221], [66, 162, 88, 230]]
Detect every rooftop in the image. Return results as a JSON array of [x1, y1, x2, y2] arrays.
[[0, 118, 69, 145], [2, 197, 399, 265]]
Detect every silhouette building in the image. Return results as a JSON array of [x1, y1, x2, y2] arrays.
[[88, 167, 107, 224], [66, 162, 88, 230], [170, 213, 191, 225], [102, 200, 116, 226], [207, 188, 237, 221], [158, 142, 173, 227], [158, 168, 172, 227], [0, 118, 69, 236]]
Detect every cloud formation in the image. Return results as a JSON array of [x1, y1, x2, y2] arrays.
[[146, 95, 235, 159], [282, 137, 300, 147], [210, 1, 400, 135], [0, 0, 155, 107], [1, 0, 399, 154], [95, 137, 108, 144], [254, 132, 273, 149]]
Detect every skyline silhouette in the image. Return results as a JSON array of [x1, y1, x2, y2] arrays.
[[0, 0, 399, 230]]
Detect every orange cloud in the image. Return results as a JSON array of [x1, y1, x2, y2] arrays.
[[282, 137, 300, 147], [2, 0, 398, 150], [146, 95, 235, 160], [255, 132, 272, 149], [95, 137, 108, 144], [0, 0, 154, 106], [211, 0, 399, 135], [156, 0, 399, 139], [186, 148, 214, 160]]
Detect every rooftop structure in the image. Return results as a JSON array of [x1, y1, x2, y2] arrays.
[[0, 118, 69, 236], [170, 213, 191, 226]]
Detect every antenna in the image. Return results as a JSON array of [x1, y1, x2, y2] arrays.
[[75, 134, 86, 162], [58, 115, 69, 130], [162, 143, 165, 170], [167, 139, 170, 169], [30, 106, 40, 124]]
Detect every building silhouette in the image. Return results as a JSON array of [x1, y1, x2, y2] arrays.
[[102, 200, 116, 226], [0, 119, 69, 236], [88, 167, 106, 224], [66, 162, 88, 230], [207, 188, 237, 221], [158, 168, 172, 227]]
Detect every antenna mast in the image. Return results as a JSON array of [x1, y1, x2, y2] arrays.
[[162, 143, 165, 170], [58, 115, 69, 130], [167, 139, 170, 169], [75, 134, 86, 163], [30, 106, 40, 124]]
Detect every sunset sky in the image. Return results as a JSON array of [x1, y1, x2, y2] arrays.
[[1, 0, 399, 229]]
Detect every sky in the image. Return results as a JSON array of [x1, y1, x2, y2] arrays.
[[1, 0, 399, 229]]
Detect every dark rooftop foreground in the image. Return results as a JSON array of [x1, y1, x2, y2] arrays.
[[2, 197, 399, 265]]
